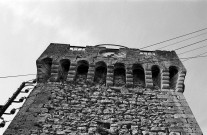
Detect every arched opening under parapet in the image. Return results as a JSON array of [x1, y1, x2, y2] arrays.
[[132, 64, 145, 87], [41, 57, 52, 82], [169, 66, 179, 90], [151, 65, 161, 88], [113, 63, 126, 86], [94, 61, 107, 85], [75, 60, 89, 82], [58, 59, 70, 82]]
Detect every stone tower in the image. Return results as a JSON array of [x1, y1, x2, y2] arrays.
[[4, 43, 203, 135]]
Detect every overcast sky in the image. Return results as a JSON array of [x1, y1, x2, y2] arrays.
[[0, 0, 207, 134]]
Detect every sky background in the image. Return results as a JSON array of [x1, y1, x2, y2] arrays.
[[0, 0, 207, 134]]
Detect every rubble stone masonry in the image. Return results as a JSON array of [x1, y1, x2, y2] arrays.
[[4, 43, 203, 135]]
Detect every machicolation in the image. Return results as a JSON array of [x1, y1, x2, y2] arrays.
[[36, 43, 185, 92]]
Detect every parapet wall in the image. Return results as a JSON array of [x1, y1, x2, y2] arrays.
[[36, 43, 186, 92]]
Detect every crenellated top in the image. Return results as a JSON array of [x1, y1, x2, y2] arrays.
[[36, 43, 186, 92]]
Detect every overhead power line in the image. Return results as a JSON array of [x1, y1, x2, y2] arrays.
[[156, 32, 207, 50], [178, 44, 207, 55], [180, 55, 207, 60], [0, 74, 36, 79], [182, 51, 207, 62], [174, 38, 207, 51], [140, 27, 207, 49]]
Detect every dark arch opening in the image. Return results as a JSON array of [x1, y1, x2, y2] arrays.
[[41, 57, 52, 82], [113, 63, 126, 86], [75, 60, 89, 82], [169, 66, 179, 90], [132, 64, 145, 87], [94, 61, 107, 85], [58, 59, 70, 81], [151, 65, 161, 88]]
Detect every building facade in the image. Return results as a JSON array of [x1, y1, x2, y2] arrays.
[[4, 43, 203, 134]]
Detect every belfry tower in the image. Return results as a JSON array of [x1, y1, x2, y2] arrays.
[[4, 43, 203, 134]]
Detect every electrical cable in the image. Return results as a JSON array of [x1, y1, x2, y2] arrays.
[[182, 51, 207, 62], [156, 32, 207, 50], [174, 38, 207, 51], [178, 44, 207, 55], [140, 27, 207, 49], [181, 55, 207, 60], [0, 74, 36, 79]]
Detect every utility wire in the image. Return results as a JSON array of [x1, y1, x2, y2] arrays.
[[0, 74, 36, 79], [140, 27, 207, 49], [178, 44, 207, 55], [182, 51, 207, 62], [174, 38, 207, 51], [181, 55, 207, 60], [156, 32, 207, 50]]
